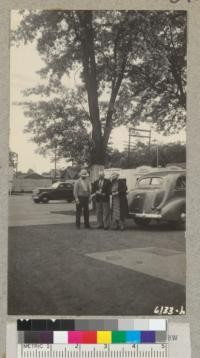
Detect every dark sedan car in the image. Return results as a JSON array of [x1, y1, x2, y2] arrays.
[[128, 170, 186, 227], [32, 180, 74, 203]]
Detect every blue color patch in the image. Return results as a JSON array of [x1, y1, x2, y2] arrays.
[[126, 331, 141, 343]]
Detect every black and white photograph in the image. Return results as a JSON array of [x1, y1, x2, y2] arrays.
[[8, 9, 186, 315]]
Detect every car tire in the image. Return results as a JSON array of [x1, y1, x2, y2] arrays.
[[134, 218, 151, 227], [168, 207, 186, 229], [41, 196, 49, 204], [33, 199, 40, 203]]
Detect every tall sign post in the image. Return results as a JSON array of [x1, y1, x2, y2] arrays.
[[127, 128, 152, 168]]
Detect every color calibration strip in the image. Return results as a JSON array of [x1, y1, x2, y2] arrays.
[[18, 329, 167, 344], [17, 320, 168, 357], [17, 319, 167, 344]]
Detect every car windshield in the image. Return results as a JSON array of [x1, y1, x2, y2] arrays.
[[137, 176, 164, 187], [51, 182, 60, 189]]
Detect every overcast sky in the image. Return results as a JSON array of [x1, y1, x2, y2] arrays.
[[10, 11, 186, 174]]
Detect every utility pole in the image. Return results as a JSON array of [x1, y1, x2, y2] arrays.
[[13, 152, 18, 176], [128, 129, 131, 168], [54, 145, 57, 179], [149, 129, 152, 165], [152, 139, 159, 167], [156, 143, 159, 167]]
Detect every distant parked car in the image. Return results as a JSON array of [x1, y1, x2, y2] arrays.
[[127, 170, 186, 227], [32, 180, 74, 203]]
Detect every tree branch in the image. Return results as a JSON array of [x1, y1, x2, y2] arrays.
[[112, 28, 122, 90], [168, 24, 186, 108]]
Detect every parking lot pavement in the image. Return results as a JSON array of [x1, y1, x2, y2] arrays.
[[8, 195, 186, 316], [9, 194, 96, 226]]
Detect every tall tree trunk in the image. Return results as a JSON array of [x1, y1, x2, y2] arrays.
[[78, 11, 105, 166], [91, 136, 106, 165], [77, 11, 128, 170]]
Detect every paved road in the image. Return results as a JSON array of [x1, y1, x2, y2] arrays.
[[8, 195, 186, 316]]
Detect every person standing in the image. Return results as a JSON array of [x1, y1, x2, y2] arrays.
[[110, 172, 128, 231], [73, 169, 92, 229], [92, 171, 111, 230]]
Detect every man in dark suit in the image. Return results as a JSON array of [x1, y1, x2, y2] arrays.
[[92, 171, 111, 229]]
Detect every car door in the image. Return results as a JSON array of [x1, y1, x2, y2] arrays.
[[56, 183, 66, 199], [62, 182, 74, 200], [55, 182, 73, 200]]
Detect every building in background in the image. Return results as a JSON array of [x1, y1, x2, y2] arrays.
[[12, 172, 52, 193]]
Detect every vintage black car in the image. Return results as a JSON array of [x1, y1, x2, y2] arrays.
[[127, 170, 186, 227], [32, 180, 74, 203]]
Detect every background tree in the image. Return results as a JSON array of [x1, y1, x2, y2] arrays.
[[105, 142, 186, 168], [21, 95, 91, 164], [26, 168, 35, 174], [12, 10, 186, 166]]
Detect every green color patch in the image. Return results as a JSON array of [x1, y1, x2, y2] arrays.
[[112, 331, 126, 343]]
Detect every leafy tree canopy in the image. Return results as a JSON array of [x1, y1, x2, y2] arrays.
[[12, 10, 186, 165]]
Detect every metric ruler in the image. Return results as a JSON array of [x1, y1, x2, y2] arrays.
[[17, 343, 168, 358]]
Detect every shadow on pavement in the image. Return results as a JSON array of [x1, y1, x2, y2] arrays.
[[50, 211, 184, 232]]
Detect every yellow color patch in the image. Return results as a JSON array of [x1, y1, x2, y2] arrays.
[[97, 331, 112, 344]]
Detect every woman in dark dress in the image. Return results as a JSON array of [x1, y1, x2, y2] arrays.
[[110, 172, 128, 231]]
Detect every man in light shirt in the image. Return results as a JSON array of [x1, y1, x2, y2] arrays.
[[73, 169, 92, 229]]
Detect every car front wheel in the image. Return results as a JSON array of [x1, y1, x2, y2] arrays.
[[134, 218, 151, 227], [33, 199, 40, 203], [41, 196, 49, 203]]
